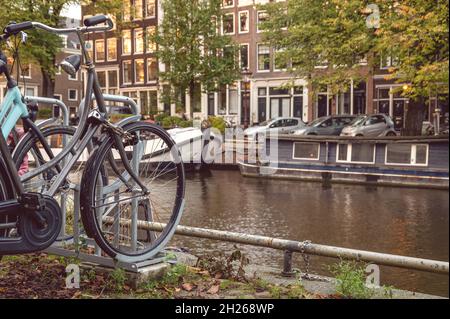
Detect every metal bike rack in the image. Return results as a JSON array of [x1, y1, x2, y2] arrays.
[[42, 94, 166, 272], [24, 96, 70, 128]]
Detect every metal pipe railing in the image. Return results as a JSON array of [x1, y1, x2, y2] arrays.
[[103, 217, 449, 275]]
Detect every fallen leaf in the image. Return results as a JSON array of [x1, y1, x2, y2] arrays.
[[71, 291, 82, 299], [182, 283, 194, 291], [207, 285, 220, 294]]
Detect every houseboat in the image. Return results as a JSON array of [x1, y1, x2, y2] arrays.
[[238, 135, 449, 189]]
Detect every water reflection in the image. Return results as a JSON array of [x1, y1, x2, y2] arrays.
[[169, 170, 449, 297]]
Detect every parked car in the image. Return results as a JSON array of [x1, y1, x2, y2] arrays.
[[340, 114, 397, 137], [244, 117, 305, 139], [293, 115, 357, 136]]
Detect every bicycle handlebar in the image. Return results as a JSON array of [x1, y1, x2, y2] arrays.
[[3, 16, 114, 37]]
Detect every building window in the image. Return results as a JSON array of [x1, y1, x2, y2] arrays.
[[239, 11, 249, 33], [21, 64, 32, 79], [257, 44, 270, 72], [108, 70, 118, 88], [240, 44, 249, 70], [257, 11, 268, 33], [146, 26, 156, 53], [133, 0, 143, 20], [60, 35, 68, 48], [385, 144, 428, 166], [229, 84, 238, 115], [123, 1, 131, 21], [337, 144, 376, 164], [147, 57, 158, 82], [95, 39, 105, 62], [218, 85, 227, 115], [380, 54, 399, 69], [134, 28, 144, 54], [293, 143, 321, 161], [25, 87, 35, 97], [258, 88, 267, 96], [107, 38, 117, 61], [223, 0, 234, 8], [97, 71, 107, 89], [68, 89, 78, 101], [122, 30, 132, 55], [68, 70, 78, 81], [145, 0, 156, 18], [85, 40, 93, 59], [123, 61, 132, 84], [273, 48, 287, 71], [222, 13, 235, 35], [134, 59, 145, 83]]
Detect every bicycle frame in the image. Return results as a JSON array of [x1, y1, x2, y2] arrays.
[[0, 86, 29, 139], [15, 27, 148, 198]]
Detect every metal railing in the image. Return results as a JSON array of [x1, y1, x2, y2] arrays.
[[104, 218, 449, 276]]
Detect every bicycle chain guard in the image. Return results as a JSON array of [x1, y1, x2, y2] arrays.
[[0, 195, 62, 255]]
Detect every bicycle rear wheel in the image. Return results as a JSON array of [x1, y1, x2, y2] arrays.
[[12, 125, 85, 240], [80, 122, 185, 263]]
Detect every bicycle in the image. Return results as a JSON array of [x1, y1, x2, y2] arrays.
[[0, 16, 186, 263]]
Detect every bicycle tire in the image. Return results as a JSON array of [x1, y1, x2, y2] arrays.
[[79, 122, 185, 263], [12, 125, 80, 240]]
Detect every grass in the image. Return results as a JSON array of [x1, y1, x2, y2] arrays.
[[108, 268, 127, 292], [330, 260, 375, 299]]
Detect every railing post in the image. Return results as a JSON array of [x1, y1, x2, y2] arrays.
[[282, 250, 296, 277]]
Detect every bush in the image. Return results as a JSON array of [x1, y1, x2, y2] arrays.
[[155, 112, 170, 123], [179, 120, 193, 128], [37, 108, 53, 119], [208, 116, 227, 134], [110, 113, 133, 123]]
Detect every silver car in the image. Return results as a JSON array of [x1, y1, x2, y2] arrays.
[[293, 115, 357, 136], [340, 114, 397, 137], [244, 117, 305, 139]]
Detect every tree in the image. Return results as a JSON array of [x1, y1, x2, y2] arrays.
[[0, 0, 76, 98], [262, 0, 449, 136], [262, 0, 375, 96], [152, 0, 240, 118], [0, 0, 122, 99], [374, 0, 449, 135]]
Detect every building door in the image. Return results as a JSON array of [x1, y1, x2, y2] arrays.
[[258, 97, 267, 123], [317, 94, 328, 118], [393, 100, 405, 130], [241, 92, 251, 127], [208, 93, 215, 116], [353, 82, 366, 115], [293, 96, 303, 119], [378, 100, 390, 115]]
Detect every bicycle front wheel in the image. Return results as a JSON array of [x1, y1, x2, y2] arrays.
[[80, 122, 185, 263]]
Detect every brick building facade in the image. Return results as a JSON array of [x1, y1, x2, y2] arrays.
[[79, 0, 448, 128]]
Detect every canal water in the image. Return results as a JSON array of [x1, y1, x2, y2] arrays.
[[170, 169, 449, 297]]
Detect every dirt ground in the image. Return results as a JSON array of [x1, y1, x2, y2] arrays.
[[0, 254, 327, 299]]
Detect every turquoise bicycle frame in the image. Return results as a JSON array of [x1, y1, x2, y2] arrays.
[[0, 86, 29, 139]]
